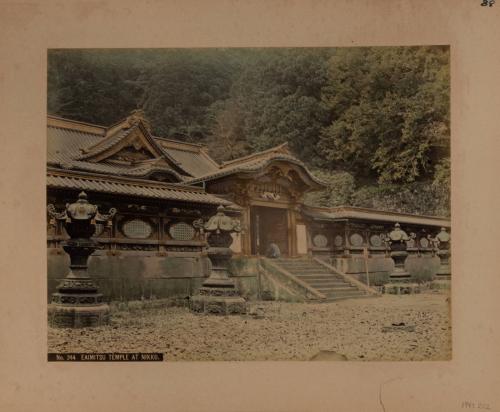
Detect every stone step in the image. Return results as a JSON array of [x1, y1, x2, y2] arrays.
[[284, 268, 331, 273], [276, 260, 319, 264], [280, 267, 328, 273], [289, 270, 335, 277], [277, 262, 322, 266], [297, 276, 347, 282], [315, 286, 360, 293], [309, 283, 350, 293], [322, 290, 367, 298], [301, 277, 347, 282], [271, 258, 369, 303], [306, 281, 351, 288], [295, 274, 345, 281]]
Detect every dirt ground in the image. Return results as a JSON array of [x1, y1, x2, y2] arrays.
[[48, 292, 451, 361]]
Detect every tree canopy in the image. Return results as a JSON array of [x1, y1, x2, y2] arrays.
[[47, 47, 450, 216]]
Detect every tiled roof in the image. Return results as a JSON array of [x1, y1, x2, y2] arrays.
[[47, 171, 233, 206], [186, 151, 325, 187], [162, 147, 219, 177], [302, 206, 450, 227], [76, 127, 135, 160], [47, 126, 103, 164], [47, 126, 185, 181], [47, 117, 321, 189]]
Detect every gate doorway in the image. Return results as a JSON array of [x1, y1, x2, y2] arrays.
[[250, 206, 289, 256]]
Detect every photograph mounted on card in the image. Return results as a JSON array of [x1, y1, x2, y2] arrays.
[[46, 47, 451, 361]]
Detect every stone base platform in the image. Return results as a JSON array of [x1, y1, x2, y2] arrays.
[[431, 278, 451, 289], [383, 283, 421, 295], [388, 271, 411, 281], [190, 287, 246, 315], [48, 303, 110, 328], [435, 271, 451, 280]]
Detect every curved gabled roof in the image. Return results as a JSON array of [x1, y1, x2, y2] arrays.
[[47, 114, 220, 180], [47, 123, 185, 181], [185, 144, 326, 191], [47, 114, 325, 191]]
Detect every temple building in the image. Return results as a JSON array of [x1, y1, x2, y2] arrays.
[[47, 111, 451, 302]]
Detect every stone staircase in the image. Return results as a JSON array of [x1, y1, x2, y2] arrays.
[[272, 257, 372, 302]]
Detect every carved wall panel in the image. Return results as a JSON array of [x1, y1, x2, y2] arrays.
[[419, 237, 430, 248], [92, 223, 105, 238], [312, 234, 328, 248], [334, 235, 344, 247], [349, 232, 364, 247], [121, 219, 153, 239], [168, 222, 196, 241], [369, 234, 383, 247]]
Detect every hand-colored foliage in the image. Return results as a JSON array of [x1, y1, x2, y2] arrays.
[[47, 47, 450, 216]]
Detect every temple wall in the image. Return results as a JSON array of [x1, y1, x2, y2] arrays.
[[308, 217, 448, 285], [47, 251, 261, 302], [329, 254, 441, 286]]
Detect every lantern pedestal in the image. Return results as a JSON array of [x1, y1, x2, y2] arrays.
[[435, 249, 451, 279], [388, 250, 411, 281], [49, 304, 110, 328], [47, 192, 115, 328], [381, 224, 413, 295], [191, 246, 246, 315], [429, 228, 451, 281], [190, 209, 247, 315], [48, 239, 110, 328]]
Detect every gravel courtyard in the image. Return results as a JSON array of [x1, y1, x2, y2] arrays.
[[48, 292, 451, 361]]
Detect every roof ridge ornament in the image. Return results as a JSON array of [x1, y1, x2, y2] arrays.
[[125, 109, 152, 133], [220, 142, 291, 167]]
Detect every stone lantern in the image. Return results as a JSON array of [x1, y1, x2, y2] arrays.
[[429, 227, 451, 278], [190, 205, 246, 315], [47, 192, 116, 328], [382, 223, 415, 281]]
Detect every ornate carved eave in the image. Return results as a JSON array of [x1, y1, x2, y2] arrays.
[[227, 161, 322, 191]]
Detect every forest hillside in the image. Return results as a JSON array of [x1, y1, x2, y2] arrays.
[[48, 47, 450, 216]]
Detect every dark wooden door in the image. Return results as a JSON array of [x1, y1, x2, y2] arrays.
[[251, 206, 288, 256]]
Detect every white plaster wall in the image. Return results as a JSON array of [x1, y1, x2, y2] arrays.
[[296, 224, 307, 254]]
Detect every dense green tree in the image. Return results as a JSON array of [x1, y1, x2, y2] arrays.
[[204, 98, 249, 162], [319, 46, 450, 184], [139, 49, 242, 140], [47, 50, 146, 125], [349, 182, 449, 216], [227, 49, 333, 164], [304, 170, 355, 207]]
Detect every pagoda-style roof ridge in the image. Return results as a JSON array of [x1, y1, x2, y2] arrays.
[[48, 167, 202, 192], [185, 151, 326, 190], [302, 205, 451, 227], [127, 163, 185, 180], [47, 114, 221, 180], [48, 114, 106, 128], [47, 115, 106, 136], [46, 168, 236, 206], [153, 136, 221, 171], [220, 142, 290, 168], [47, 158, 186, 182], [153, 136, 207, 151], [329, 205, 450, 221], [76, 126, 137, 160], [71, 116, 194, 178]]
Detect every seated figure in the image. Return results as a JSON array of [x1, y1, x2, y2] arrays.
[[266, 241, 281, 258]]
